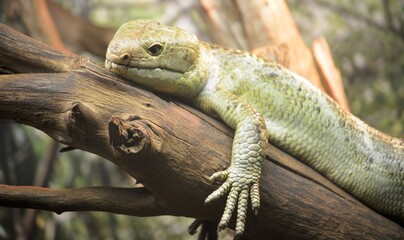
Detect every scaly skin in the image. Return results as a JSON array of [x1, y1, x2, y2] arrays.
[[105, 20, 404, 238]]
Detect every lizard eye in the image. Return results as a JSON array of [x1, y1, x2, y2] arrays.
[[147, 43, 163, 56]]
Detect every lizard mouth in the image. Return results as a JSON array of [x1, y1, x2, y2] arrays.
[[105, 59, 129, 74], [105, 59, 184, 75], [105, 58, 184, 82]]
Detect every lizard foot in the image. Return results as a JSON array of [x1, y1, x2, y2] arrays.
[[188, 219, 218, 240], [205, 167, 261, 238]]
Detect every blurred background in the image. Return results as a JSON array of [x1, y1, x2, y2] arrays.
[[0, 0, 403, 239]]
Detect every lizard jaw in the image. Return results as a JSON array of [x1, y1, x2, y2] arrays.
[[105, 58, 184, 75], [105, 58, 184, 86], [105, 59, 129, 75]]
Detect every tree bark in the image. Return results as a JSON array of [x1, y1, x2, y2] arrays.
[[0, 23, 402, 240]]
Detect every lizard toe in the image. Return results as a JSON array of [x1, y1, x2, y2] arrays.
[[209, 170, 229, 183], [250, 182, 260, 214], [205, 181, 231, 204], [234, 188, 249, 237], [218, 187, 239, 231]]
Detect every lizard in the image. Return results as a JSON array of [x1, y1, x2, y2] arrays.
[[105, 19, 404, 238]]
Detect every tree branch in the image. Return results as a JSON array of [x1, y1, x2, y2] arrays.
[[0, 23, 403, 239], [0, 185, 168, 216]]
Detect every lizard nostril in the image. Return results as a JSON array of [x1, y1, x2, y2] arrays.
[[120, 53, 131, 64]]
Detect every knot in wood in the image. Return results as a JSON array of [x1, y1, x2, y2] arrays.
[[109, 115, 160, 156]]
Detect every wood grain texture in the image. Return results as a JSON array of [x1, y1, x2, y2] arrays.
[[0, 23, 402, 239]]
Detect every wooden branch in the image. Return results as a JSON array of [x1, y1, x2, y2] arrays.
[[0, 23, 403, 239], [0, 185, 168, 216], [0, 20, 75, 74]]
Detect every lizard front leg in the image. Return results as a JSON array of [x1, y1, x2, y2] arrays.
[[195, 92, 269, 238]]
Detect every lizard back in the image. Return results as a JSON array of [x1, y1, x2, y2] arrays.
[[200, 45, 404, 220]]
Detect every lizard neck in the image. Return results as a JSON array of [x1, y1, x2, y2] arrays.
[[174, 43, 212, 100]]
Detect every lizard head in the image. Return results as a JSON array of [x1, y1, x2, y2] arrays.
[[105, 19, 208, 99]]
